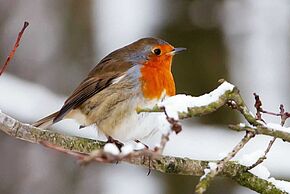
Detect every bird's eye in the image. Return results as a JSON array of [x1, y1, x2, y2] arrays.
[[153, 48, 161, 56]]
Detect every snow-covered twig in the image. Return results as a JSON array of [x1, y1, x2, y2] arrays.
[[229, 124, 290, 143], [138, 80, 261, 126]]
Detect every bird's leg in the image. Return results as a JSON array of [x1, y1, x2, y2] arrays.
[[134, 139, 149, 149], [133, 140, 152, 175], [79, 125, 86, 129], [107, 136, 124, 150]]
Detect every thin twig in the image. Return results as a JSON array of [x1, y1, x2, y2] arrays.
[[0, 21, 29, 76], [253, 93, 263, 121], [279, 104, 290, 126], [195, 131, 255, 194], [247, 98, 290, 170], [153, 107, 182, 154], [229, 124, 290, 142], [246, 137, 276, 170]]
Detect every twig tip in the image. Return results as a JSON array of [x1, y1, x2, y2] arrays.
[[24, 21, 29, 27]]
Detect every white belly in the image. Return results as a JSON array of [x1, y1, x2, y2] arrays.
[[110, 111, 170, 142], [108, 94, 171, 144]]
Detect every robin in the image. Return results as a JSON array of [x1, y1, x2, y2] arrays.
[[33, 37, 185, 143]]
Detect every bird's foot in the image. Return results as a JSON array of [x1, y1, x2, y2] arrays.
[[107, 136, 124, 150], [79, 125, 86, 129], [134, 139, 149, 149]]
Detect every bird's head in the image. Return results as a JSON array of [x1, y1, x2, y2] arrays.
[[106, 37, 186, 71]]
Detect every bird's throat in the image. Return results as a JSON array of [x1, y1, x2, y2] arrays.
[[140, 65, 175, 100]]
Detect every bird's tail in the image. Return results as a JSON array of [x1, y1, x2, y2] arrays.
[[33, 111, 59, 129]]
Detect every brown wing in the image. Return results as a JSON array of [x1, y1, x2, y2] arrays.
[[53, 58, 133, 123]]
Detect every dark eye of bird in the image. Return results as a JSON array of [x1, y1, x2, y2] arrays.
[[153, 48, 161, 56]]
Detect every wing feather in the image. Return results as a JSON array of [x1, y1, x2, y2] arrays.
[[53, 58, 133, 123]]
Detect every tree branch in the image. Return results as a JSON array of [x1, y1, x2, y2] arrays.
[[229, 124, 290, 143], [138, 80, 260, 126], [0, 111, 287, 194]]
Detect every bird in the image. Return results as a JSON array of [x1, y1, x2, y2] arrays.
[[33, 37, 185, 144]]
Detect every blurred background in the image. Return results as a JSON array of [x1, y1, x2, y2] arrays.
[[0, 0, 290, 193]]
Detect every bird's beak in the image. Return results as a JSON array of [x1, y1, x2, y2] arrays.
[[167, 47, 187, 56]]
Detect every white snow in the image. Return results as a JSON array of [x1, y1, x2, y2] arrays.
[[250, 165, 271, 180], [0, 74, 65, 120], [269, 178, 290, 193], [200, 162, 217, 180], [239, 150, 265, 166], [266, 123, 290, 133], [201, 168, 211, 180], [208, 162, 217, 170], [238, 150, 271, 180], [238, 150, 290, 190], [218, 152, 227, 158], [135, 142, 146, 150], [239, 123, 246, 128], [103, 143, 120, 155], [160, 81, 235, 119], [120, 141, 147, 155], [105, 141, 146, 156], [121, 143, 135, 155]]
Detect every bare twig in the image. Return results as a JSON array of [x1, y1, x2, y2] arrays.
[[246, 137, 276, 170], [162, 106, 182, 134], [253, 94, 290, 120], [246, 93, 275, 170], [253, 93, 263, 121], [0, 21, 29, 76], [195, 131, 255, 194], [279, 104, 290, 126], [153, 107, 183, 154], [247, 96, 290, 170]]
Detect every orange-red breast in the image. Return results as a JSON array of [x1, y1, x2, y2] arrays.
[[33, 37, 185, 142]]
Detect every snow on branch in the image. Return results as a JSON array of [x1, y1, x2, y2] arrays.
[[229, 124, 290, 143], [137, 80, 260, 126], [137, 80, 290, 193], [160, 81, 235, 119]]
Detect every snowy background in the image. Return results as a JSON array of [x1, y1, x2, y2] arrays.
[[1, 0, 290, 193]]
